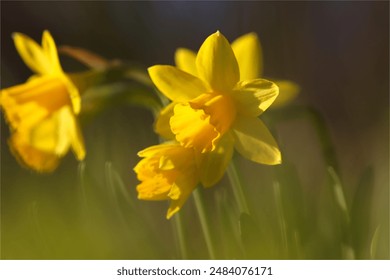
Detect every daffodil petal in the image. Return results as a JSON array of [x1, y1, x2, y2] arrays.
[[135, 153, 174, 200], [42, 30, 62, 74], [233, 79, 279, 117], [272, 80, 300, 107], [167, 180, 197, 219], [57, 107, 85, 160], [167, 165, 197, 203], [136, 174, 172, 201], [232, 32, 263, 80], [9, 132, 60, 172], [13, 32, 52, 75], [22, 106, 84, 161], [148, 65, 208, 102], [167, 183, 182, 200], [196, 31, 239, 91], [175, 48, 197, 76], [167, 191, 191, 219], [154, 102, 176, 140], [232, 116, 281, 165], [196, 133, 234, 187], [137, 142, 178, 158], [137, 143, 195, 170], [134, 157, 157, 181], [70, 121, 86, 161], [29, 111, 67, 155], [159, 155, 176, 170], [62, 75, 81, 114]]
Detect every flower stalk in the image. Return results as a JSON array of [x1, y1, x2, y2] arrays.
[[193, 188, 216, 259], [173, 212, 188, 259], [226, 159, 250, 214]]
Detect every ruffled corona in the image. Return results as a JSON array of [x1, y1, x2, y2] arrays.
[[0, 31, 85, 172]]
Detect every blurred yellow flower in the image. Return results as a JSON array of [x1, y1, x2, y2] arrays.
[[149, 31, 281, 165], [134, 143, 199, 219], [175, 32, 300, 108], [134, 135, 234, 219], [1, 31, 85, 172]]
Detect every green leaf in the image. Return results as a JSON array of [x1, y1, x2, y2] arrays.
[[274, 163, 307, 259], [328, 166, 350, 223], [350, 166, 374, 259], [370, 225, 381, 259]]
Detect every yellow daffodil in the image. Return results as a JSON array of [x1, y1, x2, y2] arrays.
[[175, 32, 300, 108], [149, 31, 281, 165], [134, 142, 199, 219], [134, 136, 234, 219], [0, 31, 85, 172]]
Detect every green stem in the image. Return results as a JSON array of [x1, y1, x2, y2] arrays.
[[173, 212, 188, 259], [273, 181, 289, 255], [77, 161, 89, 214], [226, 160, 250, 214], [193, 188, 216, 259]]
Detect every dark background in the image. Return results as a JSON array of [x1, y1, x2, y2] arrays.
[[1, 1, 388, 259]]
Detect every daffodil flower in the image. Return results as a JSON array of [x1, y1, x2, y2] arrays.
[[134, 134, 235, 219], [149, 31, 281, 165], [1, 31, 85, 172], [134, 142, 199, 219], [175, 32, 300, 108]]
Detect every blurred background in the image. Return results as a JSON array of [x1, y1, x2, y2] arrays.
[[1, 1, 388, 259]]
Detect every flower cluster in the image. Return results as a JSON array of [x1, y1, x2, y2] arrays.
[[134, 31, 286, 218], [1, 31, 85, 172], [1, 30, 298, 219]]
